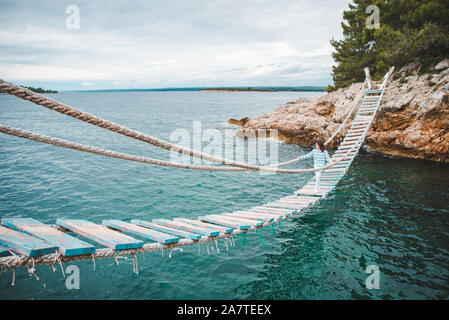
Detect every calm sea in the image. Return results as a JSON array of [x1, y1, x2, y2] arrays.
[[0, 91, 448, 299]]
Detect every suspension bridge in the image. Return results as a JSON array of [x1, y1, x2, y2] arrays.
[[0, 67, 394, 284]]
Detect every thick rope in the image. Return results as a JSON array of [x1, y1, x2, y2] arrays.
[[324, 80, 367, 146], [0, 79, 362, 172], [0, 124, 359, 173]]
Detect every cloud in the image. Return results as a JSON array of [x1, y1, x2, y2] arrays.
[[0, 0, 348, 89]]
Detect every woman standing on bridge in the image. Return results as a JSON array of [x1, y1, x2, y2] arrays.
[[299, 141, 332, 193]]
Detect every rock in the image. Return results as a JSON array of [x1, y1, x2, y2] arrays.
[[229, 63, 449, 163], [228, 117, 250, 126], [434, 58, 449, 70], [315, 101, 335, 116]]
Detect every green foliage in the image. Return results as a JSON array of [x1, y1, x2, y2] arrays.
[[326, 84, 336, 93], [21, 86, 58, 93], [329, 0, 449, 91]]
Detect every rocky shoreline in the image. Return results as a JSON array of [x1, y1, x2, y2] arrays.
[[229, 60, 449, 163]]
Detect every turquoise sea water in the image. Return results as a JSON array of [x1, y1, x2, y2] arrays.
[[0, 91, 448, 299]]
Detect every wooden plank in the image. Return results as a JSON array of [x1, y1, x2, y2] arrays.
[[2, 218, 96, 256], [354, 115, 372, 120], [252, 206, 294, 213], [0, 245, 9, 257], [345, 132, 364, 137], [323, 168, 348, 173], [347, 128, 368, 137], [344, 130, 366, 135], [56, 219, 143, 250], [250, 208, 289, 217], [279, 197, 317, 205], [346, 130, 366, 134], [290, 195, 321, 200], [312, 175, 342, 179], [352, 119, 371, 122], [173, 218, 234, 234], [343, 136, 363, 141], [303, 185, 335, 191], [333, 152, 357, 158], [131, 219, 202, 240], [102, 220, 179, 245], [0, 225, 58, 257], [200, 215, 251, 230], [277, 198, 316, 204], [225, 212, 274, 222], [303, 182, 335, 188], [277, 199, 316, 206], [242, 208, 286, 217], [337, 141, 363, 148], [264, 202, 306, 210], [152, 218, 220, 237], [283, 195, 321, 200], [212, 214, 264, 227], [331, 157, 353, 163], [295, 189, 327, 196], [358, 111, 375, 115], [234, 210, 281, 220]]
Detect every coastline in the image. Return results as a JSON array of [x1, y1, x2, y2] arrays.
[[229, 60, 449, 163]]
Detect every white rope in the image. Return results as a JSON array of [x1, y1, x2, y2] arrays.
[[11, 269, 15, 287], [0, 124, 359, 173], [324, 80, 367, 146], [0, 78, 365, 172]]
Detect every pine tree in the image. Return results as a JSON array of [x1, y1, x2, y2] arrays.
[[328, 0, 449, 91]]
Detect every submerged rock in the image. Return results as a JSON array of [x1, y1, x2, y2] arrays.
[[228, 60, 449, 163]]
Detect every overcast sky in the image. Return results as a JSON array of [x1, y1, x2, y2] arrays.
[[0, 0, 349, 90]]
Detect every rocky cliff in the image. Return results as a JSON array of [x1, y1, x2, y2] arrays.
[[230, 59, 449, 163]]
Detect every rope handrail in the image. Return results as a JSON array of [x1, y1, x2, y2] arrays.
[[0, 124, 359, 173], [324, 79, 367, 146], [0, 78, 365, 172]]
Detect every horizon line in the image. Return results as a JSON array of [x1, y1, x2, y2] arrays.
[[67, 85, 327, 92]]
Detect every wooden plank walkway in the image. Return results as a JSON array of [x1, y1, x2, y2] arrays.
[[56, 219, 143, 250], [152, 218, 220, 237], [131, 219, 202, 240], [294, 88, 384, 197], [2, 218, 96, 256], [0, 225, 58, 257], [173, 218, 234, 234], [102, 219, 180, 245], [0, 83, 390, 271]]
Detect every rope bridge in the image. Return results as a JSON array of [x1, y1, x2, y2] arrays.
[[0, 67, 394, 284]]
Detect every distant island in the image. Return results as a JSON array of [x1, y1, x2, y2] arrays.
[[201, 86, 326, 92], [78, 86, 326, 93], [22, 86, 58, 94]]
